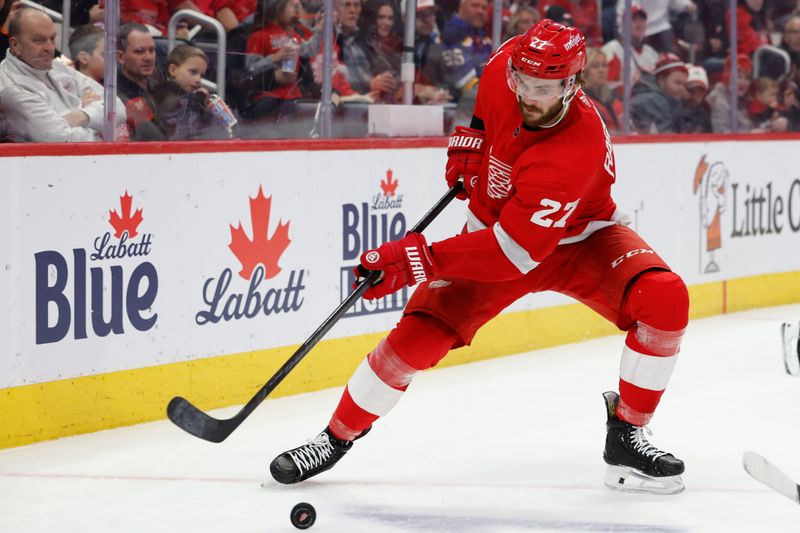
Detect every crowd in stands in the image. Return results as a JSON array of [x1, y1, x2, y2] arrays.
[[2, 0, 800, 141]]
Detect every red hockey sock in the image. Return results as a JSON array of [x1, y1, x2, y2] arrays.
[[329, 314, 458, 441], [617, 270, 689, 426]]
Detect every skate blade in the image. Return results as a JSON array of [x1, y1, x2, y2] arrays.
[[781, 322, 800, 376], [604, 465, 685, 495]]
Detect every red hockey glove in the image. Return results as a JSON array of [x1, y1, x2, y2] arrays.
[[446, 126, 486, 200], [355, 232, 436, 300]]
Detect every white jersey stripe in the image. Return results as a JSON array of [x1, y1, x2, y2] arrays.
[[619, 345, 679, 392], [493, 222, 540, 274], [347, 358, 404, 416], [466, 208, 488, 233]]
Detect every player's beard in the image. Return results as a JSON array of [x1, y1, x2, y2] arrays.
[[517, 96, 564, 128]]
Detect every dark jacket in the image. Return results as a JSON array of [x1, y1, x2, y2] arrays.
[[629, 74, 689, 134], [117, 72, 167, 141]]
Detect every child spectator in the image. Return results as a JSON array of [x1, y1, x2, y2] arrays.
[[152, 44, 232, 139], [747, 75, 789, 132], [69, 24, 105, 83], [244, 0, 310, 124]]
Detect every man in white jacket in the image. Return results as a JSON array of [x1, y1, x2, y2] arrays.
[[0, 7, 126, 142]]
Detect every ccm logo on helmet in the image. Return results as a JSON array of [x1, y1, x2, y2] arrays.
[[564, 34, 583, 51]]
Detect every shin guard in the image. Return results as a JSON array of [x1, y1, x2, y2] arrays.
[[329, 314, 458, 440], [618, 271, 689, 426]]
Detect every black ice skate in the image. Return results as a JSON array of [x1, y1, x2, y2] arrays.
[[602, 391, 685, 495], [270, 427, 368, 484]]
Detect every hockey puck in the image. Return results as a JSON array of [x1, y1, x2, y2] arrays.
[[290, 502, 316, 530]]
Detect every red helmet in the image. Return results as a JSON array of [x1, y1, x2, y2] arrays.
[[509, 19, 587, 80]]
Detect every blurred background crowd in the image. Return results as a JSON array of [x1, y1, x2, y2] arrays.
[[1, 0, 799, 141]]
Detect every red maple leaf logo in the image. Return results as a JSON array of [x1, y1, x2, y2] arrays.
[[109, 191, 143, 238], [380, 169, 399, 197], [229, 186, 291, 281]]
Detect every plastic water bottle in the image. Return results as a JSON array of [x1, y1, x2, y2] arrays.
[[281, 38, 299, 73]]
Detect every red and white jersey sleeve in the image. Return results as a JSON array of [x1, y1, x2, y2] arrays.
[[432, 40, 619, 282]]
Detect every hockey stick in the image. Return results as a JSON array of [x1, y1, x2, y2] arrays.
[[743, 451, 800, 505], [167, 181, 464, 443]]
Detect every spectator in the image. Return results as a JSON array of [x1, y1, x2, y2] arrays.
[[780, 79, 800, 131], [731, 0, 767, 57], [697, 0, 729, 62], [0, 8, 125, 142], [116, 23, 166, 141], [356, 0, 402, 103], [707, 53, 754, 133], [629, 52, 689, 133], [684, 64, 711, 132], [99, 0, 200, 36], [332, 0, 395, 99], [69, 24, 105, 83], [747, 76, 788, 132], [602, 6, 658, 91], [583, 47, 623, 133], [616, 0, 698, 53], [413, 0, 452, 104], [152, 45, 230, 139], [780, 15, 800, 65], [540, 1, 601, 45], [503, 5, 539, 40], [441, 0, 492, 101], [244, 0, 310, 123], [191, 0, 239, 32]]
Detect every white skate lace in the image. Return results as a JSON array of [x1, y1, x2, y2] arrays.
[[628, 426, 668, 460], [288, 433, 335, 475]]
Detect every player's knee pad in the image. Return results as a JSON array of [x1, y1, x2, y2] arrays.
[[624, 270, 689, 355], [386, 313, 459, 371]]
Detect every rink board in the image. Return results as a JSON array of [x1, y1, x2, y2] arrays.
[[1, 136, 799, 448]]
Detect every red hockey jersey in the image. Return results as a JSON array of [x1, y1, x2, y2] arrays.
[[432, 37, 620, 282]]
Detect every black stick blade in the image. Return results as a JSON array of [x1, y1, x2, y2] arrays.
[[167, 396, 238, 443]]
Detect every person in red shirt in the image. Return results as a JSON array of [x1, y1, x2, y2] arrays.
[[244, 0, 309, 123], [269, 19, 689, 495]]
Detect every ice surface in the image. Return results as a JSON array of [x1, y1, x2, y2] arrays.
[[2, 304, 799, 532]]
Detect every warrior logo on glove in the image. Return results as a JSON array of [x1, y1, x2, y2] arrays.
[[355, 232, 437, 300]]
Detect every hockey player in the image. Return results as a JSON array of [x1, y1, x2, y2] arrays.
[[270, 19, 689, 495]]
